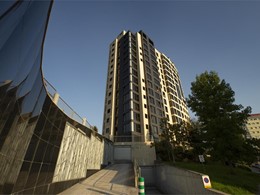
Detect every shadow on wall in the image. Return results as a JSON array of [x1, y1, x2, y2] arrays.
[[140, 164, 223, 194], [0, 1, 113, 194]]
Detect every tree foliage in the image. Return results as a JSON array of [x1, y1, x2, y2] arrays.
[[187, 71, 252, 164], [153, 118, 192, 162], [93, 126, 98, 132], [187, 119, 207, 157]]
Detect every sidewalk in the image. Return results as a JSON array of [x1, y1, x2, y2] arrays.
[[59, 164, 138, 195]]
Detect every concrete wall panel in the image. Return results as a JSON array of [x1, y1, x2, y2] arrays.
[[155, 164, 219, 194]]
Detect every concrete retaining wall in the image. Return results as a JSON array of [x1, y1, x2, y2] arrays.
[[132, 142, 156, 165], [140, 166, 155, 187], [140, 164, 220, 194], [53, 122, 114, 182]]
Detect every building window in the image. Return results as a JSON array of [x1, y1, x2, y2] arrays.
[[156, 100, 161, 108], [148, 88, 154, 96], [150, 106, 156, 114], [107, 109, 110, 113], [147, 81, 153, 88], [132, 69, 138, 77], [147, 74, 152, 80], [123, 112, 131, 122], [151, 115, 157, 124], [123, 77, 129, 85], [134, 102, 140, 111], [146, 67, 151, 74], [135, 123, 141, 133], [134, 112, 140, 121], [124, 102, 130, 112], [152, 125, 158, 134], [155, 92, 161, 100], [149, 97, 155, 104], [133, 93, 139, 101], [124, 92, 130, 102], [132, 62, 137, 69], [157, 109, 163, 117], [133, 85, 139, 92], [134, 76, 139, 84], [106, 118, 109, 123], [124, 122, 131, 132]]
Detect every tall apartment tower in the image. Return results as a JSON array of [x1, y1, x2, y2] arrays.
[[245, 113, 260, 139], [102, 30, 190, 142]]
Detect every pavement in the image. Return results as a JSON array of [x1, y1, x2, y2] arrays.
[[59, 164, 138, 195]]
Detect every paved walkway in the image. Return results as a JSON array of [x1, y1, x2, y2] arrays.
[[59, 164, 138, 195]]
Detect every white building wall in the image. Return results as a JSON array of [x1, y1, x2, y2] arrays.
[[136, 32, 150, 142]]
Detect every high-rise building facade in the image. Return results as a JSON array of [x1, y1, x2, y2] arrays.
[[245, 113, 260, 139], [102, 30, 190, 142]]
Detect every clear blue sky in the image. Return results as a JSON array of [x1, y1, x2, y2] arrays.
[[43, 0, 260, 133]]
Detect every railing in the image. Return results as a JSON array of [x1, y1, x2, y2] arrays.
[[43, 78, 93, 130], [110, 135, 152, 142]]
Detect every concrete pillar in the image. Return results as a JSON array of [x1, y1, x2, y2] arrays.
[[53, 92, 60, 105], [82, 117, 87, 126]]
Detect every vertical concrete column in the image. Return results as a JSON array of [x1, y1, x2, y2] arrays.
[[53, 92, 60, 105], [82, 117, 87, 126]]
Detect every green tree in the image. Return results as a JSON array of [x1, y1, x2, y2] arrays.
[[187, 71, 251, 164], [154, 118, 191, 162], [159, 118, 175, 162], [151, 139, 172, 162], [93, 126, 98, 132], [241, 138, 260, 164], [188, 119, 207, 158]]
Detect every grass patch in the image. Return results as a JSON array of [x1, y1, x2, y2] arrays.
[[173, 162, 259, 194], [212, 181, 253, 195]]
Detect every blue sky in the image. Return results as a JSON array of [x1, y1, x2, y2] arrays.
[[43, 1, 260, 133]]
